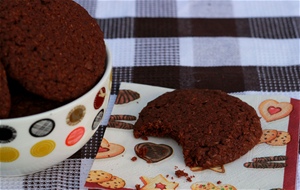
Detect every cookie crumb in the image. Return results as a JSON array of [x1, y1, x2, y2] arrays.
[[141, 136, 148, 140], [166, 174, 169, 178], [135, 184, 141, 190], [131, 156, 137, 161], [175, 169, 194, 182], [175, 169, 188, 178], [146, 160, 152, 163], [217, 180, 222, 184], [136, 147, 148, 158]]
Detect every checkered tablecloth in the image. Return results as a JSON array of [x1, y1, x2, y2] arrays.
[[1, 0, 299, 189]]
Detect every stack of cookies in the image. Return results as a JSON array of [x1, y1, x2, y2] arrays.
[[0, 0, 106, 119]]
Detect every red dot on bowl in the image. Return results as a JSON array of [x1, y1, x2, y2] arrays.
[[94, 87, 106, 109], [65, 127, 85, 146]]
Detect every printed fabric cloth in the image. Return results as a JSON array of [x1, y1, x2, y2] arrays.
[[1, 0, 299, 189]]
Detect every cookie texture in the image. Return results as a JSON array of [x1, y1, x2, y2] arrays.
[[133, 89, 262, 168], [259, 129, 277, 144], [266, 131, 291, 146], [0, 61, 11, 118], [0, 0, 106, 102], [86, 170, 112, 183], [98, 176, 126, 189], [7, 77, 65, 118]]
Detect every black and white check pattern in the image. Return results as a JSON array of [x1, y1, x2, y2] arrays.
[[1, 0, 299, 189]]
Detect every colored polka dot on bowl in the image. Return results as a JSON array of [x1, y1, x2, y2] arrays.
[[30, 140, 56, 157], [94, 87, 106, 109], [92, 109, 104, 130], [30, 119, 55, 137], [0, 125, 17, 144], [65, 127, 85, 146], [0, 147, 19, 162], [66, 105, 86, 126]]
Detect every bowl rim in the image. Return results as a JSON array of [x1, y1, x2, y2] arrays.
[[0, 42, 112, 122]]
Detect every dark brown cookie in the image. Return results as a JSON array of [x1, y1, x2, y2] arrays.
[[0, 0, 106, 102], [133, 89, 262, 168], [134, 142, 173, 163], [115, 90, 140, 104], [0, 61, 11, 119], [7, 78, 65, 118]]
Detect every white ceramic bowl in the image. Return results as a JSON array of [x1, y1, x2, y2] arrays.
[[0, 43, 112, 176]]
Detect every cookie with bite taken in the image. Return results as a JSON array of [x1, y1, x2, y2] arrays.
[[134, 89, 262, 168]]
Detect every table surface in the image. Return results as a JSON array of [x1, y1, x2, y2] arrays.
[[1, 0, 299, 189]]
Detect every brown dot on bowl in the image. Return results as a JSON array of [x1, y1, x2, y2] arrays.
[[66, 105, 86, 126]]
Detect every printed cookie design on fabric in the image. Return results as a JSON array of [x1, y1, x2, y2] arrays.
[[29, 119, 55, 137], [94, 87, 106, 109], [110, 115, 137, 121], [191, 165, 225, 173], [92, 109, 104, 130], [215, 184, 237, 190], [191, 181, 216, 190], [191, 181, 237, 190], [140, 174, 179, 190], [66, 105, 86, 126], [107, 121, 134, 129], [244, 155, 287, 169], [86, 170, 126, 189], [134, 142, 173, 163], [98, 175, 126, 189], [86, 170, 113, 183], [252, 155, 288, 162], [244, 162, 287, 169], [0, 125, 17, 143], [258, 129, 278, 144], [107, 114, 137, 129], [65, 127, 85, 146], [95, 138, 125, 159], [0, 147, 19, 162], [259, 99, 293, 122], [115, 89, 140, 104], [266, 131, 291, 146], [30, 140, 56, 157], [258, 129, 291, 146]]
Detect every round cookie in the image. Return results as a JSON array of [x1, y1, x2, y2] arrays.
[[86, 170, 112, 183], [216, 184, 237, 190], [96, 143, 125, 159], [98, 176, 126, 189], [266, 131, 291, 146], [191, 181, 216, 190], [1, 0, 106, 102], [259, 129, 277, 144], [0, 61, 11, 119], [134, 89, 262, 168]]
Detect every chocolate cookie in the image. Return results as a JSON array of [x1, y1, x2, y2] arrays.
[[0, 0, 106, 102], [0, 61, 11, 118], [133, 89, 262, 168], [7, 78, 65, 118]]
